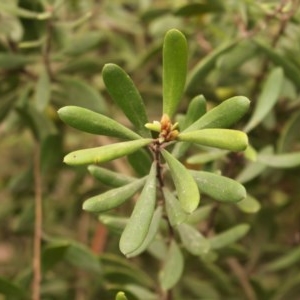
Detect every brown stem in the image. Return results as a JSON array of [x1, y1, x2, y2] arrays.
[[32, 142, 42, 300]]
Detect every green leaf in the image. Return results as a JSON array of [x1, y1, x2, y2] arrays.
[[161, 149, 200, 213], [0, 53, 35, 70], [126, 206, 162, 258], [191, 171, 246, 203], [209, 224, 250, 250], [258, 151, 300, 168], [163, 187, 187, 226], [88, 165, 135, 187], [183, 96, 250, 132], [264, 247, 300, 272], [64, 138, 152, 166], [119, 163, 157, 256], [98, 214, 128, 235], [255, 40, 300, 87], [186, 205, 214, 224], [58, 106, 141, 140], [83, 178, 146, 213], [163, 29, 188, 117], [187, 149, 228, 164], [173, 2, 224, 16], [127, 148, 153, 176], [58, 77, 107, 114], [186, 41, 237, 94], [0, 3, 51, 19], [42, 241, 70, 272], [178, 129, 248, 151], [0, 277, 26, 299], [236, 194, 261, 214], [244, 68, 283, 132], [159, 240, 184, 290], [177, 223, 210, 256], [115, 291, 128, 300], [35, 69, 51, 111], [102, 63, 150, 137]]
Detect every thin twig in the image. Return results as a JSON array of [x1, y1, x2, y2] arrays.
[[32, 142, 42, 300]]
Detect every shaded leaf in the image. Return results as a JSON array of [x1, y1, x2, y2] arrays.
[[159, 240, 184, 290], [186, 205, 214, 224], [187, 149, 228, 164], [178, 223, 210, 256], [0, 277, 26, 299], [58, 106, 141, 140], [99, 215, 128, 235], [0, 3, 50, 19], [88, 165, 135, 187], [258, 152, 300, 168], [127, 148, 153, 176], [162, 149, 200, 213], [183, 96, 250, 132], [102, 63, 150, 137], [119, 163, 157, 256], [178, 129, 248, 152], [64, 138, 152, 166], [236, 194, 261, 214], [163, 29, 188, 117], [244, 68, 284, 132], [163, 187, 187, 226], [209, 224, 250, 250], [173, 2, 224, 16], [83, 177, 146, 213], [35, 69, 51, 111]]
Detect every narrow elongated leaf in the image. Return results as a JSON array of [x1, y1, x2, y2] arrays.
[[187, 150, 228, 164], [35, 69, 51, 111], [64, 138, 152, 166], [120, 163, 157, 256], [58, 106, 141, 140], [178, 223, 210, 256], [163, 187, 187, 226], [178, 129, 248, 151], [191, 171, 246, 203], [162, 149, 200, 213], [159, 240, 184, 290], [209, 224, 250, 250], [0, 53, 35, 69], [244, 68, 283, 132], [186, 41, 237, 93], [163, 29, 188, 117], [88, 165, 135, 187], [0, 3, 50, 19], [83, 178, 146, 213], [102, 63, 150, 137], [99, 215, 128, 234], [183, 96, 250, 132], [236, 194, 261, 214], [126, 206, 162, 258], [258, 152, 300, 168]]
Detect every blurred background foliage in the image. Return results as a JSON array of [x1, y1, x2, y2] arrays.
[[1, 0, 300, 299]]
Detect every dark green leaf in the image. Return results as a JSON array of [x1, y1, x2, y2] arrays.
[[127, 148, 153, 176], [173, 2, 224, 16], [0, 277, 27, 299]]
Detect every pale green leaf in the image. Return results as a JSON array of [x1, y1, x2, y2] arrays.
[[83, 178, 146, 213], [161, 149, 200, 213], [258, 151, 300, 168], [64, 139, 152, 166], [120, 163, 157, 256], [163, 29, 188, 117], [236, 194, 261, 214], [35, 69, 51, 111]]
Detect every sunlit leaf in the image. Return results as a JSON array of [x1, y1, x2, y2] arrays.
[[64, 139, 152, 166], [178, 129, 248, 151], [159, 240, 184, 290], [162, 149, 200, 213], [115, 291, 128, 300], [83, 178, 146, 213], [244, 68, 283, 132], [209, 224, 250, 250], [163, 29, 188, 117], [120, 163, 157, 256], [58, 106, 141, 140], [183, 96, 250, 132], [102, 63, 150, 137], [178, 223, 210, 256]]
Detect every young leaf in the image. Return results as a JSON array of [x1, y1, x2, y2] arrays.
[[209, 224, 250, 250], [126, 206, 162, 258], [88, 165, 135, 187], [191, 171, 246, 203], [183, 96, 250, 132], [83, 178, 146, 213], [159, 240, 184, 290], [163, 29, 188, 117], [58, 106, 141, 140], [64, 138, 152, 166], [163, 187, 187, 226], [102, 63, 150, 137], [178, 129, 248, 151], [161, 149, 200, 213], [119, 163, 157, 256], [244, 68, 284, 132], [177, 223, 210, 256]]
